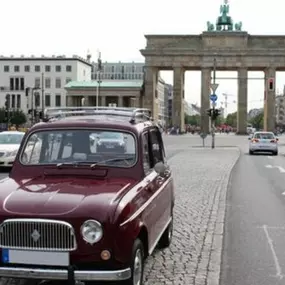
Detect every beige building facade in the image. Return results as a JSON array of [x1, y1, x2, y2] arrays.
[[65, 80, 143, 108], [140, 31, 284, 134]]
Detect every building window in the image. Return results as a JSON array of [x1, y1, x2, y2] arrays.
[[24, 65, 30, 72], [20, 78, 24, 90], [66, 65, 72, 72], [55, 78, 61, 88], [66, 78, 72, 84], [45, 65, 51, 72], [45, 78, 51, 88], [4, 66, 9, 72], [35, 65, 41, 72], [55, 65, 61, 72], [45, 94, 51, 107], [14, 66, 20, 72], [35, 78, 41, 88], [15, 78, 19, 90], [17, 95, 21, 109], [55, 94, 61, 107], [11, 94, 15, 108]]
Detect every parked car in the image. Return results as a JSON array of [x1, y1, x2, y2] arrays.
[[96, 131, 127, 153], [249, 131, 278, 155], [0, 131, 25, 167], [0, 107, 175, 285]]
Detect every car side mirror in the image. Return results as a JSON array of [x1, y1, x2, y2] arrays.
[[154, 162, 167, 177]]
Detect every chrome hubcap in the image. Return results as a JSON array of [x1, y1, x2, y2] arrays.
[[133, 249, 142, 285]]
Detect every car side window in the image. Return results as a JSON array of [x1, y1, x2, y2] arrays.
[[142, 132, 151, 174], [149, 129, 163, 166]]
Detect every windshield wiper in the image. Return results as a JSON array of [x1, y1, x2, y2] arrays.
[[56, 161, 92, 168], [90, 157, 134, 169]]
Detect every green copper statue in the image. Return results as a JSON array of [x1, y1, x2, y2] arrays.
[[206, 0, 243, 32]]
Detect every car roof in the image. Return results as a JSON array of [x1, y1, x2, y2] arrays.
[[30, 115, 155, 135], [0, 131, 25, 135]]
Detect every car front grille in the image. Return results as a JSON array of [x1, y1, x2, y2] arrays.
[[0, 219, 77, 251]]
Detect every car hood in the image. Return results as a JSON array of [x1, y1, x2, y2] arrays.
[[0, 177, 135, 221], [0, 144, 20, 152]]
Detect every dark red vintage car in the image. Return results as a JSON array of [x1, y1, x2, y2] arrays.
[[0, 107, 174, 285]]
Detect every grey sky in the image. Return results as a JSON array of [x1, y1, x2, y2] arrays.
[[1, 0, 283, 113]]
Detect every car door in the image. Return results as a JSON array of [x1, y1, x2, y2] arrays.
[[147, 127, 172, 251]]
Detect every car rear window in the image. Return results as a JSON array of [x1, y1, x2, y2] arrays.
[[20, 129, 136, 168], [254, 133, 274, 139]]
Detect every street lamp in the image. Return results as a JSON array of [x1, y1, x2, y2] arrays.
[[96, 51, 102, 107]]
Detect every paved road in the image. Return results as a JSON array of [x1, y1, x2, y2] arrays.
[[221, 135, 285, 285]]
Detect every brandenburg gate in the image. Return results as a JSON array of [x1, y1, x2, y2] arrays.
[[140, 0, 285, 134]]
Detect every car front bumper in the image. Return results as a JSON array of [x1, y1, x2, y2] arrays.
[[0, 266, 131, 281], [0, 156, 16, 167]]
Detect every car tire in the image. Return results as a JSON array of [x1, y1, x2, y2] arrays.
[[158, 214, 173, 248], [126, 239, 144, 285], [249, 150, 254, 155]]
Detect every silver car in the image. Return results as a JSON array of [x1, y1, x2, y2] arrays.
[[249, 131, 278, 155]]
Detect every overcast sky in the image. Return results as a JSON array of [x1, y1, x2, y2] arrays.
[[1, 0, 284, 113]]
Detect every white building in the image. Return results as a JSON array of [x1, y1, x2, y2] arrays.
[[92, 61, 144, 81], [0, 55, 92, 113]]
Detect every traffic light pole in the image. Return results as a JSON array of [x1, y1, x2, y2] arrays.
[[211, 58, 217, 149]]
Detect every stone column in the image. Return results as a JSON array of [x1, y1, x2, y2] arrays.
[[200, 68, 211, 133], [237, 68, 248, 134], [101, 96, 106, 106], [172, 67, 185, 132], [118, 96, 123, 107], [143, 67, 158, 120], [264, 68, 276, 132], [66, 96, 73, 107]]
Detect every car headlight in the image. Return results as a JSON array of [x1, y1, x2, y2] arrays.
[[80, 220, 103, 244]]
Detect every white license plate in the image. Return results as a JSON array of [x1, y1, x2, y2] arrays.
[[106, 145, 114, 148], [2, 249, 69, 266]]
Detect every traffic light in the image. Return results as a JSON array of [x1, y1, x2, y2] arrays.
[[4, 94, 9, 110], [213, 109, 221, 119], [206, 108, 213, 117], [268, 78, 275, 91]]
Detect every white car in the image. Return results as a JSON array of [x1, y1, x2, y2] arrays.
[[0, 131, 25, 167], [249, 131, 278, 155]]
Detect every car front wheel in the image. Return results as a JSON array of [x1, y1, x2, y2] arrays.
[[126, 239, 144, 285]]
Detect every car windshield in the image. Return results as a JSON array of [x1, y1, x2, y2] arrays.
[[254, 133, 274, 139], [0, 133, 24, 144], [21, 129, 136, 167]]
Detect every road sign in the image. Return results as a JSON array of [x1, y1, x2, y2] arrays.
[[210, 83, 219, 93], [210, 94, 218, 102], [200, 133, 207, 139]]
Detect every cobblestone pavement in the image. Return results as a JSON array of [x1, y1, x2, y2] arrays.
[[143, 147, 240, 285], [0, 136, 240, 285]]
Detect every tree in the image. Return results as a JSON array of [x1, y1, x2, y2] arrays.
[[10, 110, 27, 127], [225, 112, 237, 127], [185, 114, 200, 125], [249, 112, 263, 129]]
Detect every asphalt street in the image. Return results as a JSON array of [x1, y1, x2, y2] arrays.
[[1, 133, 285, 285], [221, 134, 285, 285]]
